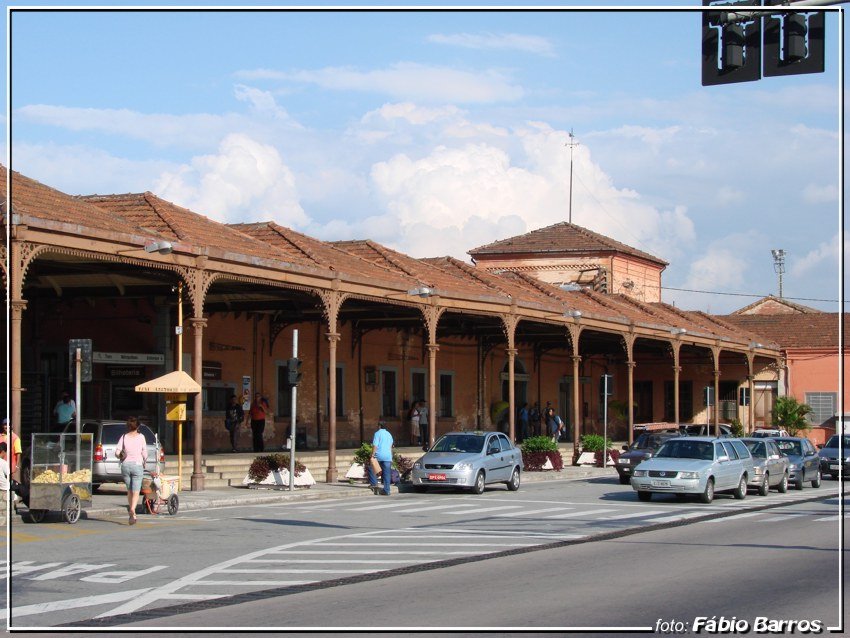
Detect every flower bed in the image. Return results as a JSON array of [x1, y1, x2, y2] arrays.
[[520, 436, 563, 471]]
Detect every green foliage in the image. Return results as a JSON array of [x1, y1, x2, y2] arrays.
[[353, 443, 374, 466], [247, 453, 306, 482], [772, 396, 814, 435], [521, 435, 558, 454], [730, 418, 745, 438], [580, 433, 612, 452]]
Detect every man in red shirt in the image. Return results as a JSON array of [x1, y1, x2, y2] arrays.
[[1, 418, 21, 479], [248, 393, 270, 452]]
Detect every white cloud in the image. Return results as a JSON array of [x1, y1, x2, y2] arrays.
[[427, 32, 556, 57], [153, 133, 309, 227], [791, 238, 848, 277], [802, 182, 838, 204], [235, 63, 524, 103]]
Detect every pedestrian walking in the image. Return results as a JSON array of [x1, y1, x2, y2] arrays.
[[0, 442, 9, 527], [368, 421, 394, 496], [52, 391, 76, 432], [115, 416, 148, 525], [1, 418, 21, 479], [224, 394, 244, 452], [248, 392, 270, 453], [529, 402, 541, 437], [417, 401, 429, 450], [545, 406, 559, 442], [519, 403, 530, 441]]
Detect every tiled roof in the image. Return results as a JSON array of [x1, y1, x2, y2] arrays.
[[468, 221, 668, 266], [723, 314, 848, 350], [730, 295, 823, 315], [79, 193, 298, 265], [1, 166, 156, 238], [231, 222, 418, 286]]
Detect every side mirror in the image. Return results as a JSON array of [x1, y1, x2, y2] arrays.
[[621, 445, 629, 451], [717, 455, 730, 463]]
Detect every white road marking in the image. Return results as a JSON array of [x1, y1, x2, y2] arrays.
[[220, 568, 385, 574], [598, 510, 667, 521], [304, 541, 535, 547], [191, 580, 316, 586], [493, 507, 571, 517], [245, 559, 414, 564], [546, 508, 616, 519], [441, 505, 525, 516], [391, 503, 473, 513], [643, 511, 712, 525], [703, 512, 763, 524], [6, 587, 153, 618], [347, 501, 432, 511]]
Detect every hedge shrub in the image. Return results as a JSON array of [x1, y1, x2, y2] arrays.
[[247, 453, 307, 483]]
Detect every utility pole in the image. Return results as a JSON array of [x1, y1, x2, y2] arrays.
[[771, 249, 786, 298], [566, 129, 579, 224]]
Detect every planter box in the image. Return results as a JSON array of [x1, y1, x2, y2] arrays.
[[345, 463, 367, 480], [242, 467, 316, 488]]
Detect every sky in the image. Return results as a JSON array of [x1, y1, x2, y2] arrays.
[[5, 2, 845, 314]]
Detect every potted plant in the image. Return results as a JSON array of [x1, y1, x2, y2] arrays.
[[243, 453, 315, 488], [580, 434, 617, 467], [520, 436, 564, 471]]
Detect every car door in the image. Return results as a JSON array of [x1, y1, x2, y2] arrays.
[[764, 440, 784, 481], [801, 439, 818, 479], [498, 434, 518, 474], [483, 434, 506, 482], [718, 441, 739, 489]]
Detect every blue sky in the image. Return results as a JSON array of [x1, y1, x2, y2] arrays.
[[6, 3, 845, 313]]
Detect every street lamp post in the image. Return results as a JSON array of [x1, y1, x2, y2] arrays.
[[771, 249, 786, 298]]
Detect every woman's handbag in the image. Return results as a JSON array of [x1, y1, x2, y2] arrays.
[[117, 435, 126, 462], [369, 457, 382, 476]]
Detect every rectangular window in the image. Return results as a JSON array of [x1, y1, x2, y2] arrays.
[[325, 364, 344, 417], [805, 392, 836, 426], [410, 369, 426, 405], [277, 364, 293, 417], [203, 386, 234, 412], [380, 368, 397, 418], [664, 380, 693, 422], [439, 372, 454, 417]]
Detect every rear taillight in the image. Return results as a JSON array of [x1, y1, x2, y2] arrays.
[[94, 444, 104, 462], [159, 447, 165, 463]]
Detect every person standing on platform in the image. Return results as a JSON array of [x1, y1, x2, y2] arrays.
[[225, 394, 244, 452], [417, 401, 429, 451], [248, 392, 270, 453]]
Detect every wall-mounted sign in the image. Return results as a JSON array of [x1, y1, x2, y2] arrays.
[[94, 352, 165, 365], [106, 366, 145, 379], [203, 361, 222, 381]]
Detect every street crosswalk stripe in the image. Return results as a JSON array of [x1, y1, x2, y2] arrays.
[[814, 515, 839, 522], [296, 499, 389, 510], [704, 512, 762, 523], [493, 507, 571, 517], [598, 510, 667, 521], [546, 508, 615, 519], [391, 503, 472, 513], [314, 542, 536, 547], [245, 559, 414, 564], [220, 568, 386, 574], [441, 505, 525, 516], [347, 500, 432, 511], [191, 580, 316, 586], [276, 550, 473, 555], [643, 511, 710, 524]]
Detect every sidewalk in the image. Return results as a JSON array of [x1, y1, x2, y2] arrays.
[[52, 462, 618, 520]]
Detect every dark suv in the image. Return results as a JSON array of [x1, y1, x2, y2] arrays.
[[616, 431, 680, 485]]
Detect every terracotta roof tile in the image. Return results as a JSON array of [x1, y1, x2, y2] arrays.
[[730, 295, 823, 315], [468, 221, 667, 266], [723, 314, 848, 349]]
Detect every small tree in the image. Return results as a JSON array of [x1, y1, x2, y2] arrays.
[[772, 396, 814, 435]]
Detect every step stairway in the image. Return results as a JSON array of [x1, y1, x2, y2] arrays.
[[161, 443, 581, 489]]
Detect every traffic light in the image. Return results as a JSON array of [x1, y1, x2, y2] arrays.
[[763, 9, 824, 77], [702, 1, 761, 86], [287, 357, 302, 387]]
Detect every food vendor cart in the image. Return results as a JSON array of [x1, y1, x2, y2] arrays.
[[27, 432, 93, 523]]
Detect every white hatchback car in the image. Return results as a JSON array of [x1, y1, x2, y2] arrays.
[[630, 436, 754, 504]]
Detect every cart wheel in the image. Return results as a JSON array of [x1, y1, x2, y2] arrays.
[[28, 509, 48, 524], [62, 493, 81, 524], [145, 496, 160, 516], [167, 494, 179, 515]]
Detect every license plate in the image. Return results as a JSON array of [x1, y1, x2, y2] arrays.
[[651, 479, 671, 487], [428, 473, 447, 481], [830, 464, 840, 470]]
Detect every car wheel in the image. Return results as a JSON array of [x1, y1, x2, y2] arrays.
[[472, 470, 485, 495], [777, 472, 788, 493], [812, 472, 821, 488], [506, 467, 520, 492], [795, 475, 805, 491], [618, 475, 631, 485], [733, 475, 747, 500], [700, 478, 715, 504], [758, 473, 769, 496], [637, 491, 652, 502]]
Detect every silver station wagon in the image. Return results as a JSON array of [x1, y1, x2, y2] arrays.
[[630, 436, 754, 504], [411, 431, 523, 494]]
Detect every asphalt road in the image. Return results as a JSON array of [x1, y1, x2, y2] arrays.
[[5, 476, 845, 634]]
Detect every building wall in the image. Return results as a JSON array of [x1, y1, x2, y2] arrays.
[[785, 346, 849, 445], [610, 255, 662, 302]]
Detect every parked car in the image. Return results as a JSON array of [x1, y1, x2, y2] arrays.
[[630, 436, 754, 504], [752, 428, 790, 438], [818, 434, 850, 480], [22, 420, 164, 491], [773, 436, 821, 490], [410, 431, 523, 494], [680, 424, 734, 437], [615, 431, 681, 485], [740, 437, 789, 495]]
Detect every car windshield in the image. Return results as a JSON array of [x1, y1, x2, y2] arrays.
[[824, 435, 850, 448], [776, 440, 801, 456], [430, 434, 484, 454], [655, 440, 713, 460], [631, 434, 670, 450], [743, 440, 766, 458]]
